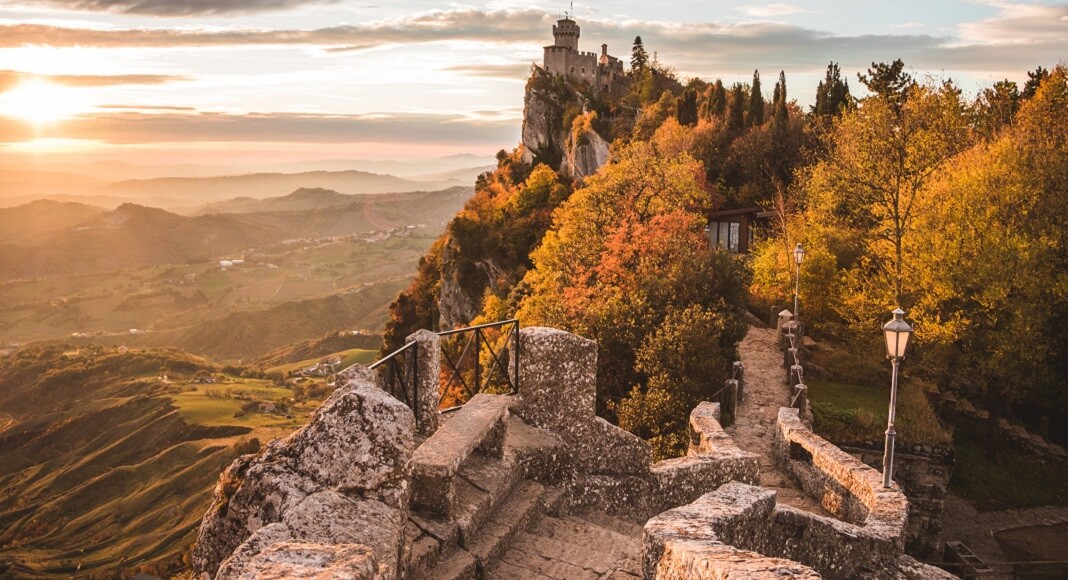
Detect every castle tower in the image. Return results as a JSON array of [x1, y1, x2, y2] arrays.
[[552, 18, 580, 51]]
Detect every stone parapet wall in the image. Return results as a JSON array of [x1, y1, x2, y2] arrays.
[[643, 482, 954, 580], [511, 328, 760, 520], [644, 483, 820, 579], [841, 445, 951, 557], [775, 408, 909, 556]]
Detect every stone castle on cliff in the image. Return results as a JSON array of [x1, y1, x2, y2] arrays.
[[542, 15, 625, 94]]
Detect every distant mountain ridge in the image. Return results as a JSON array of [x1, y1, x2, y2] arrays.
[[94, 169, 466, 207], [0, 186, 472, 278]]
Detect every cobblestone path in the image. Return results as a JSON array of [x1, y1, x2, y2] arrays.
[[726, 325, 827, 514]]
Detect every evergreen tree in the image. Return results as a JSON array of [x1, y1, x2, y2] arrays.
[[709, 79, 727, 118], [859, 59, 913, 112], [727, 82, 746, 134], [676, 88, 699, 126], [747, 69, 764, 127], [1021, 65, 1049, 100], [631, 36, 649, 71], [772, 70, 789, 134], [812, 62, 852, 117]]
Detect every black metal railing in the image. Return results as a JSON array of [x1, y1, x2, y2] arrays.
[[358, 319, 521, 420], [438, 319, 520, 412], [368, 340, 419, 428]]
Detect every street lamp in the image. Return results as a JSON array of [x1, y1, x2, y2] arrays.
[[881, 308, 912, 488], [792, 243, 805, 322]]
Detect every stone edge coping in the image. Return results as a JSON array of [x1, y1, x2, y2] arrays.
[[776, 407, 908, 544], [411, 393, 513, 476], [643, 482, 820, 579]]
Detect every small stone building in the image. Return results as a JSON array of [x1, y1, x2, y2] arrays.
[[542, 16, 625, 94]]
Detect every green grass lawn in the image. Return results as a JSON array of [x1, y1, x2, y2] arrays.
[[169, 378, 304, 427], [808, 379, 952, 447]]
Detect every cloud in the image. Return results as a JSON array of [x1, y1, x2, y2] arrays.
[[5, 0, 338, 16], [0, 110, 518, 145], [0, 7, 1061, 83], [738, 3, 809, 18], [0, 9, 552, 48], [0, 69, 189, 94], [96, 104, 197, 111], [445, 63, 534, 80], [957, 1, 1068, 45]]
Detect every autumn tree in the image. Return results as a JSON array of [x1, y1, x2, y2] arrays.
[[803, 78, 971, 318], [910, 65, 1068, 431], [517, 139, 747, 455]]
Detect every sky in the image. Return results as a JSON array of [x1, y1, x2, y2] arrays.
[[0, 0, 1064, 168]]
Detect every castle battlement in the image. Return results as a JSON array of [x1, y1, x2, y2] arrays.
[[542, 16, 624, 94]]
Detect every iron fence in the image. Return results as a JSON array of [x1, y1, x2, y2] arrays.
[[360, 319, 521, 419], [438, 319, 520, 412]]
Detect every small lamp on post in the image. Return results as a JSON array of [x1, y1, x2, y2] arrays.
[[792, 243, 805, 323], [881, 308, 912, 488]]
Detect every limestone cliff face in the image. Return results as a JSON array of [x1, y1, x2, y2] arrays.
[[438, 235, 509, 330], [437, 238, 478, 330], [521, 66, 610, 181], [562, 113, 611, 181]]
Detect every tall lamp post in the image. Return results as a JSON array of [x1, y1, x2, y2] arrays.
[[792, 243, 805, 322], [882, 308, 913, 488]]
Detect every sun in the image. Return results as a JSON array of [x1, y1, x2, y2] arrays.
[[0, 79, 88, 125]]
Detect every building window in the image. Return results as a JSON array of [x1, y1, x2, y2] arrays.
[[708, 221, 742, 253]]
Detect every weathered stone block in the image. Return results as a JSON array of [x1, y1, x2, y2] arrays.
[[220, 541, 377, 579], [405, 329, 442, 437], [261, 367, 416, 508], [192, 368, 415, 579], [410, 393, 511, 517], [510, 326, 598, 431]]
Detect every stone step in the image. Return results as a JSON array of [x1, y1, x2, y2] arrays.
[[410, 452, 522, 573], [425, 479, 551, 580], [455, 454, 524, 544], [485, 513, 643, 579]]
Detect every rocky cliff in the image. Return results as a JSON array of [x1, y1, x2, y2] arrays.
[[191, 366, 415, 579], [521, 66, 611, 182]]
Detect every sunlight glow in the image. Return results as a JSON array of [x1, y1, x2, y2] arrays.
[[0, 80, 89, 125]]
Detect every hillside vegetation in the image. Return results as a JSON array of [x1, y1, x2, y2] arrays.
[[0, 346, 324, 577]]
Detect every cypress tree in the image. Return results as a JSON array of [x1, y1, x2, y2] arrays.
[[772, 70, 789, 132], [728, 83, 746, 133], [707, 79, 727, 119], [747, 69, 764, 127], [677, 88, 699, 126]]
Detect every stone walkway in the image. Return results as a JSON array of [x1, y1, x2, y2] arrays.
[[487, 512, 642, 579], [726, 325, 826, 514]]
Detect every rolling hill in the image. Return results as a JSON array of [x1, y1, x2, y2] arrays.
[[0, 346, 293, 577]]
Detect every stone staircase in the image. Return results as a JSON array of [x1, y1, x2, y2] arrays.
[[405, 396, 643, 579]]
